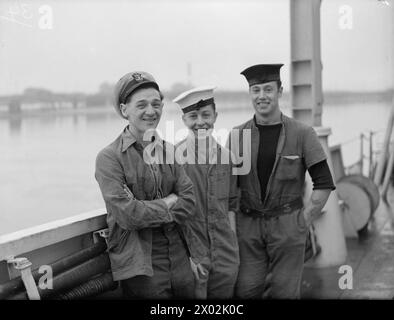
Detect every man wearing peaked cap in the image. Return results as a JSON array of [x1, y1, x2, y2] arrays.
[[173, 86, 240, 299], [95, 71, 200, 299], [113, 71, 160, 119], [227, 64, 335, 299]]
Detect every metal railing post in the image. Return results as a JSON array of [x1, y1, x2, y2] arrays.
[[369, 131, 374, 178], [360, 133, 364, 175]]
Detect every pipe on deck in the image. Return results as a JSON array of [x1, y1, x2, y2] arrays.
[[7, 252, 110, 300], [53, 272, 117, 300], [0, 241, 107, 299], [39, 253, 111, 299]]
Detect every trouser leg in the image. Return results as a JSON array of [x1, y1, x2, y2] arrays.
[[121, 228, 172, 299], [196, 241, 239, 299], [207, 263, 239, 299], [264, 209, 308, 299], [121, 226, 195, 299], [234, 213, 268, 299], [168, 226, 195, 299], [207, 239, 239, 299]]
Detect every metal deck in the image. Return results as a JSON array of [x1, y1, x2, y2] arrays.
[[301, 186, 394, 299]]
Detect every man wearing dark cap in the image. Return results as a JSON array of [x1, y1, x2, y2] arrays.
[[95, 71, 200, 299], [228, 64, 336, 299]]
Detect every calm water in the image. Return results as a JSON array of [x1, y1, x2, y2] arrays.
[[0, 101, 390, 235]]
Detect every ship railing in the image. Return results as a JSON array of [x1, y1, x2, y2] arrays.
[[0, 209, 120, 300]]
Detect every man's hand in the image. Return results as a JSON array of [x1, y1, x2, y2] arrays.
[[302, 207, 313, 228], [162, 193, 178, 209], [189, 257, 207, 281], [302, 189, 331, 227]]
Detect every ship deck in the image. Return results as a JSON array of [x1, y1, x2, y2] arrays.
[[301, 186, 394, 299]]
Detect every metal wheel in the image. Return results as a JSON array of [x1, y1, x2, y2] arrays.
[[338, 174, 380, 215], [337, 181, 371, 237]]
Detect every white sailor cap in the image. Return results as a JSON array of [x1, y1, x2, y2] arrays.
[[173, 86, 216, 114]]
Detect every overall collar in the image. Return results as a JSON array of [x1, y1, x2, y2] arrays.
[[121, 126, 163, 153]]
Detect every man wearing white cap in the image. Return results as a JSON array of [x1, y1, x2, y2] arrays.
[[228, 64, 336, 299], [173, 86, 240, 299], [95, 71, 198, 299]]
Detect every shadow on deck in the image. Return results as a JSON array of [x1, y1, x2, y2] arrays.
[[301, 187, 394, 299]]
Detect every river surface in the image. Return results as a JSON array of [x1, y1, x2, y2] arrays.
[[0, 101, 390, 235]]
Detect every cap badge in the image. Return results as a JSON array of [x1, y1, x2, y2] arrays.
[[132, 72, 143, 81]]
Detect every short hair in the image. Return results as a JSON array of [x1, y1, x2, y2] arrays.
[[124, 83, 164, 104], [249, 80, 282, 91], [206, 102, 216, 112]]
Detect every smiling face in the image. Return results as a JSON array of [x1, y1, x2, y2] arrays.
[[120, 87, 163, 138], [249, 81, 282, 118], [182, 104, 217, 138]]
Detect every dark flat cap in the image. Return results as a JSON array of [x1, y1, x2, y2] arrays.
[[241, 64, 284, 86]]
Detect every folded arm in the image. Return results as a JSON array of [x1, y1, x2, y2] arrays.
[[168, 162, 196, 224], [95, 150, 174, 230]]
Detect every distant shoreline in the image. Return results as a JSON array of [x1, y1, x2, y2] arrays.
[[0, 105, 114, 120], [0, 91, 392, 120]]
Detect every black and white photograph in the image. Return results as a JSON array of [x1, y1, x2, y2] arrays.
[[0, 0, 393, 307]]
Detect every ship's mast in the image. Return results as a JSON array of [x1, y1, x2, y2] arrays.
[[290, 0, 347, 267], [290, 0, 323, 126], [373, 1, 394, 189]]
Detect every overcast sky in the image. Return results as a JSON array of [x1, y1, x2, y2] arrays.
[[0, 0, 392, 94]]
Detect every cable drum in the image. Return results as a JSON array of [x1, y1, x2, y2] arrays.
[[337, 181, 371, 238], [338, 174, 380, 215]]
